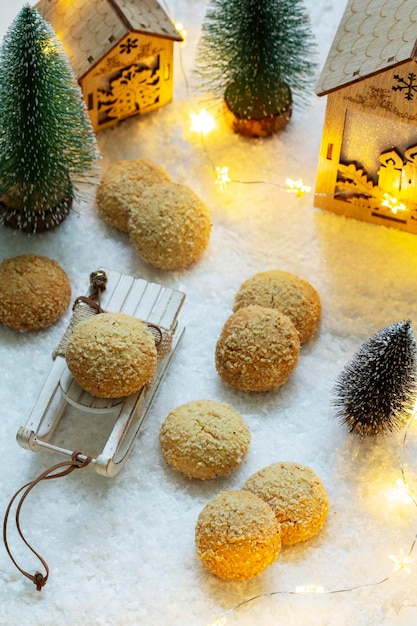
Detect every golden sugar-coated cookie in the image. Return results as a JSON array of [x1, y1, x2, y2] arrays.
[[159, 400, 251, 479], [128, 181, 211, 270], [215, 305, 300, 392], [233, 270, 321, 343], [96, 159, 171, 232], [0, 254, 71, 331], [242, 462, 329, 545], [65, 312, 157, 398], [195, 489, 281, 580]]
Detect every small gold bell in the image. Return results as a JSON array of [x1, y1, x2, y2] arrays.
[[90, 270, 108, 292]]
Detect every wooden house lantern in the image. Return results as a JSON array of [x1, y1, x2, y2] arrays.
[[314, 0, 417, 234], [35, 0, 183, 132]]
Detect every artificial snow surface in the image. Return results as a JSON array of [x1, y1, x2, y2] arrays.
[[1, 1, 417, 625]]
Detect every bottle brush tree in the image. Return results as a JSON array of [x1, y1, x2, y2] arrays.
[[332, 321, 417, 437], [194, 0, 317, 137], [0, 5, 99, 233]]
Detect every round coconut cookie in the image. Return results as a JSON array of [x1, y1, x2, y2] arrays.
[[242, 462, 329, 546], [233, 270, 321, 343], [65, 312, 157, 398], [0, 254, 71, 331], [159, 400, 251, 479], [215, 305, 300, 392], [195, 489, 281, 580], [128, 181, 211, 270], [96, 159, 171, 232]]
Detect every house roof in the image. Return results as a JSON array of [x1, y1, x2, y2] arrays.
[[35, 0, 182, 80], [316, 0, 417, 96]]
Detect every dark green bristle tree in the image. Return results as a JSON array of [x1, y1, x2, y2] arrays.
[[0, 5, 99, 233], [194, 0, 317, 137], [333, 321, 417, 437]]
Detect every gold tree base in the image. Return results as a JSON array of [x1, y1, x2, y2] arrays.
[[224, 101, 292, 137], [223, 88, 292, 138]]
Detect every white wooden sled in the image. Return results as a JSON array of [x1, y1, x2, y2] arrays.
[[16, 268, 185, 477]]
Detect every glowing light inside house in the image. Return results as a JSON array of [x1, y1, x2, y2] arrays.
[[381, 193, 406, 215]]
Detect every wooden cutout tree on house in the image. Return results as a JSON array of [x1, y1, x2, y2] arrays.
[[97, 62, 160, 120], [0, 5, 98, 233], [315, 0, 417, 234]]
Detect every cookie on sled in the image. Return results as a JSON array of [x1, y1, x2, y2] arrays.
[[17, 267, 185, 477]]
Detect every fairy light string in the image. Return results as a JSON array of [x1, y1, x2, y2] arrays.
[[169, 16, 409, 214], [192, 121, 312, 197], [189, 112, 313, 194], [188, 112, 405, 207], [186, 94, 368, 202], [398, 413, 417, 509], [206, 559, 416, 626]]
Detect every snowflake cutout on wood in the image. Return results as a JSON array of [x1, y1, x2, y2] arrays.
[[119, 38, 138, 55], [392, 73, 417, 101]]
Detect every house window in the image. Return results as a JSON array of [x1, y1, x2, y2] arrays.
[[326, 143, 333, 160], [341, 109, 417, 181], [335, 108, 417, 209], [164, 63, 170, 81], [87, 93, 94, 110]]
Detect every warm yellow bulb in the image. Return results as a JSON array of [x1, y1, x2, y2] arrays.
[[215, 166, 231, 189], [285, 178, 311, 197], [389, 549, 414, 574], [207, 618, 227, 626], [295, 585, 324, 594], [41, 37, 57, 55], [175, 22, 187, 46], [392, 478, 413, 505], [381, 193, 406, 215], [190, 109, 216, 135]]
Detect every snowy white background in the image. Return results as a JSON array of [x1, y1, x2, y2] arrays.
[[2, 1, 417, 625]]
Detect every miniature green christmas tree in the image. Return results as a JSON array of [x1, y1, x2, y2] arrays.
[[333, 321, 417, 437], [194, 0, 317, 137], [0, 5, 99, 233]]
